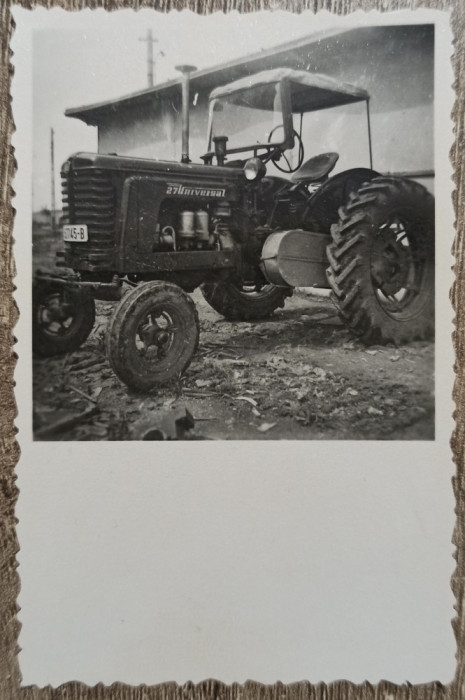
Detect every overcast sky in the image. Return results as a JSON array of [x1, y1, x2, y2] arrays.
[[29, 10, 334, 211]]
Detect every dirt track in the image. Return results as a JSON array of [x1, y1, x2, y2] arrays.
[[33, 287, 434, 441]]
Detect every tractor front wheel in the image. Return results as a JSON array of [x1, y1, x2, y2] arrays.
[[201, 279, 291, 321], [326, 177, 434, 345], [107, 281, 199, 392], [33, 281, 96, 357]]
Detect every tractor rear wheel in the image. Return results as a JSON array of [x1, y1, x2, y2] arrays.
[[33, 281, 96, 357], [201, 279, 291, 321], [107, 281, 199, 392], [326, 177, 434, 345]]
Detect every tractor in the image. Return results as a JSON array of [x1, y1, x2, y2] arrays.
[[33, 66, 434, 392]]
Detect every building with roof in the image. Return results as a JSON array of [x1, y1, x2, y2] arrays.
[[66, 24, 434, 189]]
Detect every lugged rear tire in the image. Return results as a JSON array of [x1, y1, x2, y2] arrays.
[[201, 279, 291, 321], [326, 177, 434, 345]]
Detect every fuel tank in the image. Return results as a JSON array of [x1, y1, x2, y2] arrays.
[[260, 229, 330, 288]]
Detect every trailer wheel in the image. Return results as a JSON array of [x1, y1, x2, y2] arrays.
[[201, 280, 291, 321], [326, 177, 434, 345], [107, 281, 199, 392], [33, 281, 96, 357]]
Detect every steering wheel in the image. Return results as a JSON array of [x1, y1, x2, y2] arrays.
[[267, 126, 304, 174]]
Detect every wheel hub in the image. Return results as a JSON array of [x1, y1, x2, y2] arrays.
[[39, 292, 76, 336], [371, 228, 411, 296], [138, 313, 174, 358], [43, 295, 72, 323]]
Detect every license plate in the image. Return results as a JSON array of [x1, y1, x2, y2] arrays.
[[63, 224, 88, 242]]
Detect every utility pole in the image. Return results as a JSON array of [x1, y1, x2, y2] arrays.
[[139, 29, 164, 87], [50, 127, 56, 234]]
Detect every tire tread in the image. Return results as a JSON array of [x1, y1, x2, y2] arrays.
[[326, 177, 435, 345]]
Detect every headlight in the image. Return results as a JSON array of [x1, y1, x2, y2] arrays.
[[61, 160, 71, 175], [244, 157, 266, 181]]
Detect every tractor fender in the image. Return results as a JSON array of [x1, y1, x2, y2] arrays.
[[302, 167, 380, 235]]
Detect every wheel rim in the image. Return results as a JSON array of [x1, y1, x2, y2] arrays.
[[37, 292, 77, 338], [370, 215, 428, 319], [133, 304, 182, 370], [237, 281, 278, 299]]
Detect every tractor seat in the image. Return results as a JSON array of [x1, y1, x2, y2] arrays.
[[291, 152, 339, 184]]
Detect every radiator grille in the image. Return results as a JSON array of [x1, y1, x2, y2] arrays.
[[62, 169, 116, 262]]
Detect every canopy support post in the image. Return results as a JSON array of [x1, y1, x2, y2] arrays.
[[366, 99, 374, 170]]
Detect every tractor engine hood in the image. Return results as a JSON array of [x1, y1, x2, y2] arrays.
[[62, 152, 245, 182]]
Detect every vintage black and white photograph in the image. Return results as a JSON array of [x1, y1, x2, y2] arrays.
[[30, 12, 437, 441], [12, 7, 457, 688]]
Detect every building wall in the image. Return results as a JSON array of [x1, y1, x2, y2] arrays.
[[98, 92, 211, 164], [97, 27, 434, 185]]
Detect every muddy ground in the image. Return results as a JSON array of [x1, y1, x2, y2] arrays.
[[32, 228, 434, 441]]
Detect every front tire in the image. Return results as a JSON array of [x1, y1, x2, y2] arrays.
[[107, 281, 199, 392], [201, 279, 291, 321], [326, 177, 434, 345], [33, 281, 96, 357]]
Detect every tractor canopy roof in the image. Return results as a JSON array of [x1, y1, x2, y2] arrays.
[[209, 68, 369, 113]]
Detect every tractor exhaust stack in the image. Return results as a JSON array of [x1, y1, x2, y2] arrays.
[[175, 64, 197, 164]]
